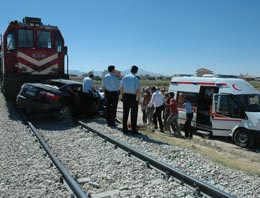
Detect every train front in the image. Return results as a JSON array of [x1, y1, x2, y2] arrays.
[[1, 17, 68, 99]]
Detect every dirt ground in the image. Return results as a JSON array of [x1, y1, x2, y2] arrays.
[[116, 101, 260, 176]]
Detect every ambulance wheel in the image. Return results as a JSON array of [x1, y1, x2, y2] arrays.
[[233, 128, 254, 148]]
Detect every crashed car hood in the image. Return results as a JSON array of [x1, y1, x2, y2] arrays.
[[26, 83, 62, 94]]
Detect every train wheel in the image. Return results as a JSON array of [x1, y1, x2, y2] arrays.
[[233, 128, 254, 148]]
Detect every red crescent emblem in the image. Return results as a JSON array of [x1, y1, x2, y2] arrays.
[[232, 84, 241, 91]]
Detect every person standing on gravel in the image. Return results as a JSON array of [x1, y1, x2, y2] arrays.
[[165, 92, 181, 137], [120, 65, 141, 134], [163, 92, 171, 126], [102, 65, 121, 128], [183, 96, 193, 139], [83, 72, 96, 117], [141, 87, 152, 125], [148, 86, 165, 132]]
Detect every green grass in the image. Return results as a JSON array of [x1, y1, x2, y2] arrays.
[[139, 79, 170, 89], [92, 79, 171, 90], [71, 76, 260, 92], [249, 81, 260, 91]]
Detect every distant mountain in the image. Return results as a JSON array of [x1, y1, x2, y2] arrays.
[[69, 69, 103, 77], [68, 69, 85, 76], [69, 68, 163, 77], [122, 68, 158, 76]]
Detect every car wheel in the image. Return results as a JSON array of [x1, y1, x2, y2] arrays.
[[54, 105, 71, 121], [233, 128, 254, 148]]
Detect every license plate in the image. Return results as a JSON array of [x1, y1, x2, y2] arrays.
[[26, 90, 36, 96]]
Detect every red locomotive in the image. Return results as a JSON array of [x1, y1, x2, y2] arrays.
[[0, 17, 69, 99]]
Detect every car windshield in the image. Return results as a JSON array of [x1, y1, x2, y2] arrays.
[[233, 94, 260, 112]]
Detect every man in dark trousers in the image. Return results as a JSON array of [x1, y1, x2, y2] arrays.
[[102, 65, 121, 127], [120, 65, 141, 134], [183, 96, 194, 138], [82, 72, 95, 117], [148, 86, 165, 132]]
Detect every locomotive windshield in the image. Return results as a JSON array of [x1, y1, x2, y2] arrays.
[[234, 94, 260, 112], [18, 29, 33, 48], [37, 31, 52, 49]]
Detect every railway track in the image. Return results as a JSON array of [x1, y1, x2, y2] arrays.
[[18, 109, 236, 198], [19, 111, 88, 198], [78, 120, 234, 198]]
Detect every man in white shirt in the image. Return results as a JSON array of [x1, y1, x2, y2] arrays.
[[148, 86, 165, 132]]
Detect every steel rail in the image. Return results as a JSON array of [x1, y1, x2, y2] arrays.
[[78, 120, 235, 198], [20, 111, 88, 198]]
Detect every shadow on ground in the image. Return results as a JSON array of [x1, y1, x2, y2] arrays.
[[90, 117, 169, 146]]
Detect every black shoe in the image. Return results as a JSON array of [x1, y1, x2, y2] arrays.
[[123, 129, 130, 134], [160, 129, 164, 133], [109, 123, 117, 128], [132, 130, 141, 135]]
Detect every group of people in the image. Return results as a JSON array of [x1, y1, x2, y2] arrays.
[[98, 65, 141, 135], [141, 87, 193, 138], [82, 64, 193, 138]]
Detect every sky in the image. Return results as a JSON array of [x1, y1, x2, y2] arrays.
[[1, 0, 260, 76]]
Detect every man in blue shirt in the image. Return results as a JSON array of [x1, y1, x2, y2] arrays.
[[120, 65, 141, 134], [82, 72, 95, 116], [102, 65, 121, 127], [183, 96, 193, 139]]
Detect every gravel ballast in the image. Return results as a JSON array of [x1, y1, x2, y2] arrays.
[[36, 121, 194, 197], [87, 120, 260, 198], [0, 93, 70, 197], [36, 117, 260, 198], [1, 89, 260, 197]]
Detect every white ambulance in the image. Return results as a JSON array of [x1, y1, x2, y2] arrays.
[[168, 75, 260, 148]]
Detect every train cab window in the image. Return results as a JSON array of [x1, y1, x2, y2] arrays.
[[55, 32, 63, 53], [37, 31, 52, 49], [18, 29, 33, 48], [7, 29, 16, 50], [177, 92, 199, 108]]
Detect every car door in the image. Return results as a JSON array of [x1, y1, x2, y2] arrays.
[[211, 94, 244, 136]]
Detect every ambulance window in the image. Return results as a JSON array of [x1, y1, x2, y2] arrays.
[[7, 29, 16, 50], [215, 95, 229, 115], [234, 94, 260, 112], [37, 31, 52, 49], [177, 92, 198, 107], [18, 29, 33, 48], [215, 95, 243, 118]]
